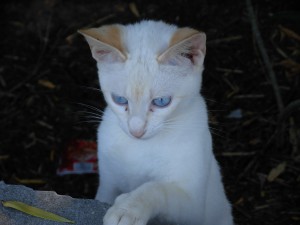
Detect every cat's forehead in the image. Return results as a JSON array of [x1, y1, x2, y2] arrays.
[[122, 21, 177, 59], [125, 66, 181, 100]]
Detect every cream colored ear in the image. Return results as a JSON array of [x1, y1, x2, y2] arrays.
[[158, 28, 206, 66], [78, 25, 127, 63]]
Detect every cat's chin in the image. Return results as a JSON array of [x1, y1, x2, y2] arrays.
[[125, 129, 158, 140], [128, 133, 153, 140]]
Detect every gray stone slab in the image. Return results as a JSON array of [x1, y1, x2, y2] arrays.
[[0, 182, 172, 225]]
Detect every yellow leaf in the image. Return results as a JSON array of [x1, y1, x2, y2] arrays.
[[14, 176, 46, 185], [267, 161, 286, 182], [2, 200, 74, 223]]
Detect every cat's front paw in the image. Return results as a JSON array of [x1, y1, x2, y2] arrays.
[[103, 193, 150, 225], [103, 207, 147, 225]]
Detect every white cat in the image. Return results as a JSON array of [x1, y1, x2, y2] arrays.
[[79, 20, 234, 225]]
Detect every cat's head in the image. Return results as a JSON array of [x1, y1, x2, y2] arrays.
[[79, 21, 206, 139]]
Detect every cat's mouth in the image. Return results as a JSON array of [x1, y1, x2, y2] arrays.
[[129, 129, 146, 139]]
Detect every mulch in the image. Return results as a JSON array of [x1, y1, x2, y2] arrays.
[[1, 0, 299, 224]]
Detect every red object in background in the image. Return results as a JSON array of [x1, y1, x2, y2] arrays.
[[57, 140, 98, 175]]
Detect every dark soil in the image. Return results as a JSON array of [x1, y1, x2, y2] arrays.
[[1, 0, 300, 224]]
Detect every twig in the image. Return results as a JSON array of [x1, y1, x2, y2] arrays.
[[245, 0, 284, 114], [9, 15, 52, 93], [262, 99, 300, 150], [218, 151, 257, 157], [207, 35, 243, 46], [277, 99, 300, 149], [216, 68, 244, 74], [278, 99, 300, 123], [66, 14, 115, 44]]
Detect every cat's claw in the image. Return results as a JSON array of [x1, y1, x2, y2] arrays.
[[103, 194, 148, 225]]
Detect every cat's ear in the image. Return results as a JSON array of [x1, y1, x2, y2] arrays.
[[157, 28, 206, 66], [78, 25, 126, 63]]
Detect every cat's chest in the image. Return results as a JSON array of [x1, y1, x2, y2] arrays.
[[101, 138, 168, 191], [106, 137, 166, 173]]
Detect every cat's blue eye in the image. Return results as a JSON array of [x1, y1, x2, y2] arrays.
[[152, 97, 171, 107], [112, 94, 128, 105]]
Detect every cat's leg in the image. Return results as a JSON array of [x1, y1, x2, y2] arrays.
[[103, 181, 202, 225], [95, 184, 119, 204], [204, 159, 234, 225], [95, 171, 119, 204]]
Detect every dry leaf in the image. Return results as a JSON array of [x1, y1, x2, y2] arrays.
[[279, 59, 300, 74], [249, 138, 261, 145], [0, 155, 9, 160], [38, 79, 56, 89], [289, 117, 299, 156], [279, 25, 300, 42], [2, 200, 74, 223], [129, 2, 140, 17], [267, 161, 286, 182], [234, 197, 244, 205]]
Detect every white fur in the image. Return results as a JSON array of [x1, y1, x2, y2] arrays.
[[83, 20, 234, 225]]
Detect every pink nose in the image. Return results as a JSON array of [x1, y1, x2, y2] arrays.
[[128, 117, 146, 138], [129, 129, 145, 138]]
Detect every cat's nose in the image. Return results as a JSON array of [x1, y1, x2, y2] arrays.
[[128, 117, 146, 138], [130, 129, 145, 138]]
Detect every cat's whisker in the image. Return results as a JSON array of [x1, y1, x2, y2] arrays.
[[163, 117, 209, 126], [163, 113, 227, 129], [207, 110, 226, 112], [162, 127, 225, 139], [209, 132, 225, 139], [77, 85, 103, 93], [76, 114, 102, 123], [76, 102, 104, 114], [164, 119, 227, 130], [161, 121, 225, 138], [162, 125, 207, 130], [76, 120, 101, 125], [74, 102, 105, 125], [82, 115, 102, 121], [203, 97, 229, 107], [164, 122, 224, 131], [77, 110, 102, 118]]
